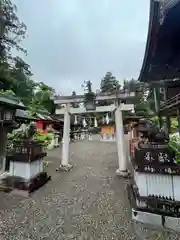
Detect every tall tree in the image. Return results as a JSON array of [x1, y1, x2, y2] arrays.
[[0, 0, 27, 90], [0, 1, 58, 115], [100, 72, 120, 106], [10, 57, 36, 105], [29, 82, 56, 114], [0, 0, 27, 57], [100, 72, 120, 93]]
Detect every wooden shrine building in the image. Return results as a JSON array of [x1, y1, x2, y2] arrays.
[[139, 0, 180, 133], [129, 0, 180, 234]]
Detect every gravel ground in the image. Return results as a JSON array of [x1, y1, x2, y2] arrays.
[[0, 141, 179, 239]]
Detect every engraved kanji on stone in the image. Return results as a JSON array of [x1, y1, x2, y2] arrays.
[[158, 152, 165, 162], [158, 152, 170, 163], [144, 152, 154, 161]]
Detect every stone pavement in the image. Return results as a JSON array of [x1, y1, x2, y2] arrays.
[[0, 141, 179, 239]]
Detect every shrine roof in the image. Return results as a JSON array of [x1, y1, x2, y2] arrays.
[[139, 0, 180, 82], [0, 93, 26, 110], [15, 109, 36, 121], [51, 116, 64, 122], [35, 112, 64, 123], [36, 113, 53, 121]]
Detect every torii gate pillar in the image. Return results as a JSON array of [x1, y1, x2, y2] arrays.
[[54, 91, 135, 173], [115, 103, 129, 177], [56, 103, 72, 171]]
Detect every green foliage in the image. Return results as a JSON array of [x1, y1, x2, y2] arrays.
[[100, 72, 120, 93], [0, 89, 15, 95], [29, 82, 56, 114], [84, 92, 96, 102], [0, 0, 27, 57], [7, 126, 26, 153], [171, 119, 178, 131], [123, 78, 151, 117], [7, 129, 23, 147], [0, 56, 56, 114], [80, 74, 154, 121], [7, 124, 54, 152], [0, 1, 56, 114], [123, 78, 137, 92], [0, 0, 28, 92], [33, 132, 53, 147], [168, 135, 180, 163], [9, 57, 35, 104], [99, 72, 120, 106], [151, 116, 159, 126]]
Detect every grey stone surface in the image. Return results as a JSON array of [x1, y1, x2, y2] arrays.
[[0, 141, 179, 239]]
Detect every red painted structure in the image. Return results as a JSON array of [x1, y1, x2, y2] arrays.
[[34, 113, 63, 134], [36, 120, 52, 134], [36, 120, 43, 131]]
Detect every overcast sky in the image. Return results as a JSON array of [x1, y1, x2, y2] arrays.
[[13, 0, 150, 94]]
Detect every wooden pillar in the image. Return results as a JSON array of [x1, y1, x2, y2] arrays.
[[166, 117, 171, 135], [153, 87, 163, 128], [177, 108, 180, 137], [164, 86, 171, 135]]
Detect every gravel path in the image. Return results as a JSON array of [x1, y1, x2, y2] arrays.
[[0, 141, 178, 239]]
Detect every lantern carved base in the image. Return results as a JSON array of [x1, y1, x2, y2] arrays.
[[2, 158, 51, 196], [3, 140, 51, 196], [127, 183, 180, 232], [128, 118, 180, 233], [56, 164, 73, 172], [1, 172, 51, 197], [116, 169, 130, 177], [9, 158, 44, 179]]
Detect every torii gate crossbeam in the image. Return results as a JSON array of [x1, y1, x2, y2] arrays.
[[55, 103, 134, 115], [54, 91, 135, 176]]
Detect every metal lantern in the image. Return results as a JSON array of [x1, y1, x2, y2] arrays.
[[102, 116, 105, 124], [74, 115, 78, 125], [105, 113, 110, 124], [84, 92, 96, 111], [85, 101, 96, 111], [94, 117, 98, 127], [4, 109, 14, 120], [0, 108, 15, 122], [83, 118, 87, 128]]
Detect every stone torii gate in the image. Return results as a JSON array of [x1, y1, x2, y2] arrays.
[[54, 90, 135, 177]]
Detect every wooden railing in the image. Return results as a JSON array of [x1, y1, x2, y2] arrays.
[[160, 92, 180, 111]]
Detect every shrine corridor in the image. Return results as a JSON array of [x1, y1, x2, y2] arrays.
[[0, 141, 179, 239]]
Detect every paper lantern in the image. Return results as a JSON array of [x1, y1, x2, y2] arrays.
[[105, 113, 110, 124], [94, 117, 98, 127]]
